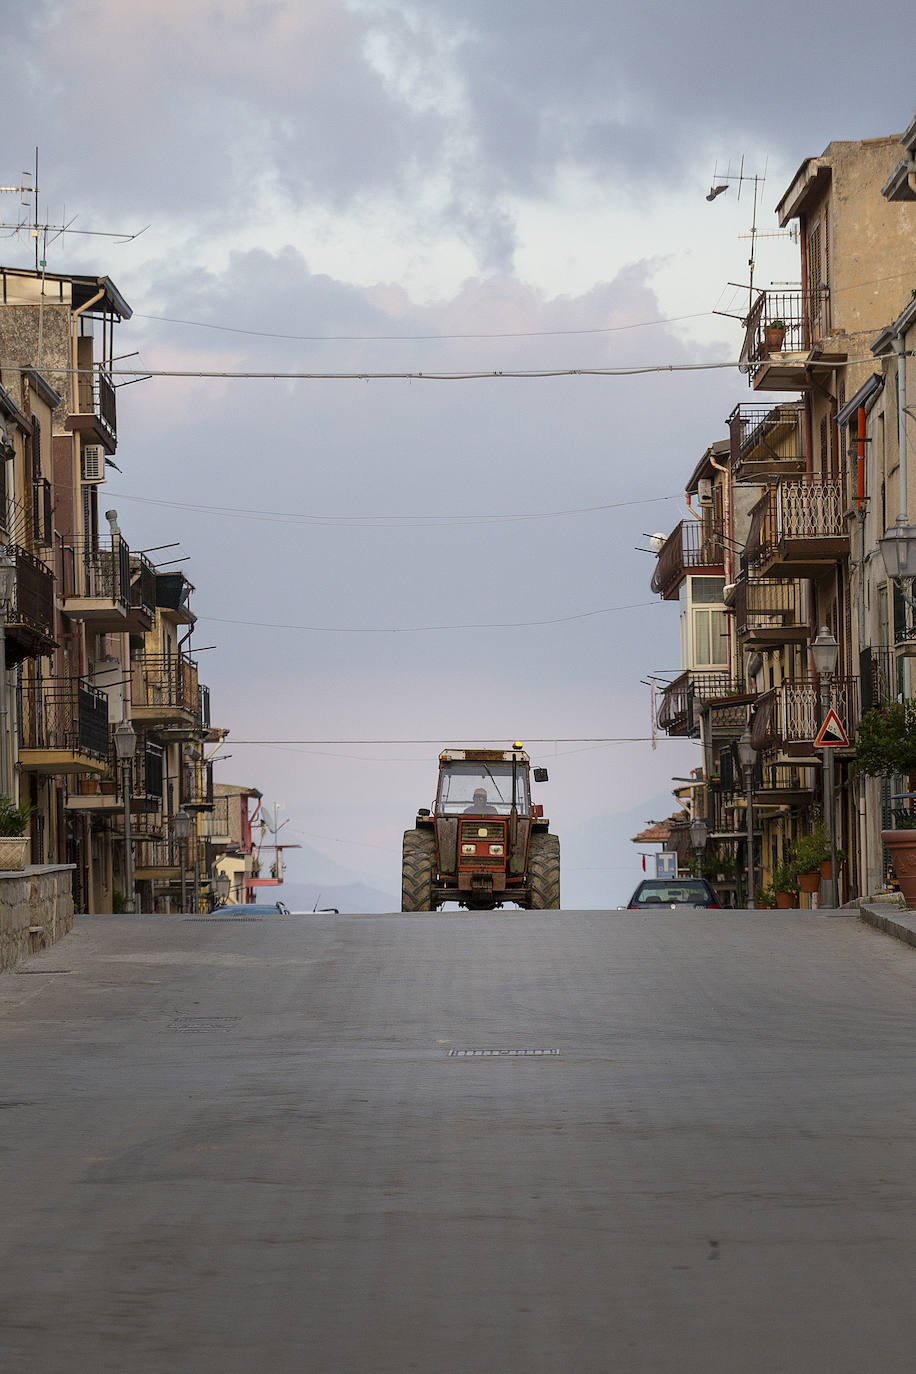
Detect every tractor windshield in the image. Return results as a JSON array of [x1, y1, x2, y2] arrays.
[[436, 762, 530, 817]]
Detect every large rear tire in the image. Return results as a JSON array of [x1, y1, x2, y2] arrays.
[[527, 832, 560, 910], [402, 828, 437, 911]]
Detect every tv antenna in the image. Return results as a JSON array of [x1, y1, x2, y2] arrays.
[[0, 149, 148, 271], [705, 156, 770, 314]]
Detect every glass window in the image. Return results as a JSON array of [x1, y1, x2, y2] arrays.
[[437, 763, 530, 816], [692, 577, 726, 605], [692, 607, 728, 666]]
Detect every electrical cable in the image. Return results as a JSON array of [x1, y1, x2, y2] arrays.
[[197, 600, 658, 634]]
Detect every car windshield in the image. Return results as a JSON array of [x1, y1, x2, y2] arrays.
[[437, 762, 530, 816], [632, 880, 711, 905]]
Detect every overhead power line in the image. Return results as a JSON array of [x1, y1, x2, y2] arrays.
[[104, 489, 681, 528], [101, 361, 741, 381], [198, 600, 658, 634]]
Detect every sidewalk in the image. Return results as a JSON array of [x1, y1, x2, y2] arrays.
[[858, 899, 916, 949]]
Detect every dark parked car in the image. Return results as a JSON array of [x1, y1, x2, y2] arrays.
[[626, 878, 719, 909], [213, 901, 290, 915]]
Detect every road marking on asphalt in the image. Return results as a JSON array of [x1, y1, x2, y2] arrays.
[[447, 1048, 561, 1057]]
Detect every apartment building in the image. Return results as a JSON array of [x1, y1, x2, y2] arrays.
[[650, 119, 916, 904], [0, 265, 261, 916]]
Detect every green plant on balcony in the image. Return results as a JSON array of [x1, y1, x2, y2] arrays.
[[0, 797, 34, 836], [791, 824, 830, 876], [772, 861, 799, 897], [755, 884, 777, 909]]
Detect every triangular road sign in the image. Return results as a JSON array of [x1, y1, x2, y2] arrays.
[[814, 707, 849, 749]]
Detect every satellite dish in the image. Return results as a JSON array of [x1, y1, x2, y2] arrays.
[[649, 533, 666, 553]]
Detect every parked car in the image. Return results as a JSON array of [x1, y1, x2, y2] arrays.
[[625, 879, 719, 909], [213, 901, 290, 915]]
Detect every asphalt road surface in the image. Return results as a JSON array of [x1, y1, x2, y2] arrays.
[[3, 908, 916, 1373]]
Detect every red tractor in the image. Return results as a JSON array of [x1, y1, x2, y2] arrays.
[[402, 746, 560, 911]]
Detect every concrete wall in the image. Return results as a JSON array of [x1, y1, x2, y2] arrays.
[[0, 865, 75, 971]]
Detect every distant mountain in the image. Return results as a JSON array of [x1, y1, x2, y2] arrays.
[[279, 880, 399, 915]]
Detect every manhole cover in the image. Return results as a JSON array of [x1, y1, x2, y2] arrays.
[[170, 1016, 240, 1033], [447, 1048, 561, 1057]]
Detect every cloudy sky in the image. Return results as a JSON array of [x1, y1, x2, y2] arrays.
[[2, 2, 914, 905]]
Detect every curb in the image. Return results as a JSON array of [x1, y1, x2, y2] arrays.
[[858, 902, 916, 950]]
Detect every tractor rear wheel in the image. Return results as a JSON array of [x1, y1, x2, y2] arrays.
[[402, 828, 437, 911], [527, 832, 560, 909]]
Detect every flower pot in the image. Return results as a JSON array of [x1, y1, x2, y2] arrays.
[[798, 870, 820, 894], [775, 891, 796, 909], [100, 780, 117, 795], [819, 859, 833, 880], [83, 778, 100, 795], [764, 325, 786, 352], [881, 829, 916, 908], [0, 836, 29, 871]]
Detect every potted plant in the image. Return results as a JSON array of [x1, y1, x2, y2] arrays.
[[755, 884, 777, 909], [99, 768, 118, 796], [772, 861, 799, 909], [853, 702, 916, 907], [0, 797, 35, 871], [791, 825, 830, 893], [764, 318, 787, 352]]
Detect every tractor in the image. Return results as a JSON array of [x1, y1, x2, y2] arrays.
[[401, 745, 560, 911]]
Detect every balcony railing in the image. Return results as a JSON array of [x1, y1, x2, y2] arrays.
[[732, 576, 807, 643], [6, 545, 54, 641], [199, 795, 232, 842], [744, 478, 846, 566], [131, 653, 200, 717], [651, 520, 724, 599], [18, 677, 109, 759], [859, 647, 902, 711], [751, 678, 859, 751], [130, 553, 157, 621], [75, 347, 117, 445], [58, 536, 131, 607], [183, 762, 214, 811], [739, 289, 831, 382], [134, 837, 183, 872], [728, 402, 806, 480], [657, 671, 744, 735]]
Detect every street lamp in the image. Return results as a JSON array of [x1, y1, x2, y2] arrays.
[[213, 870, 231, 908], [811, 626, 840, 908], [113, 717, 137, 914], [172, 808, 191, 913], [0, 549, 17, 797], [689, 816, 709, 877], [737, 726, 757, 908]]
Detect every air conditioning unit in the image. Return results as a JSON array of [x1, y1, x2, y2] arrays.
[[697, 477, 714, 506], [81, 444, 105, 482]]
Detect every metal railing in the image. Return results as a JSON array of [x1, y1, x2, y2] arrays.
[[18, 676, 109, 758], [130, 553, 157, 619], [199, 795, 232, 841], [739, 289, 831, 381], [131, 653, 200, 715], [651, 520, 724, 598], [657, 672, 744, 734], [860, 647, 901, 711], [755, 677, 859, 748], [728, 401, 805, 477], [732, 576, 807, 640], [76, 362, 117, 444], [6, 545, 54, 637], [134, 837, 183, 871], [58, 536, 132, 608], [744, 478, 845, 564]]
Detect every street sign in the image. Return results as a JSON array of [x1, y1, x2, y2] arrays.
[[814, 708, 849, 749], [655, 851, 677, 878]]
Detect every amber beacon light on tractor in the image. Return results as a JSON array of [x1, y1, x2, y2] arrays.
[[402, 745, 560, 911]]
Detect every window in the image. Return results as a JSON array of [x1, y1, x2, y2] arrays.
[[685, 577, 728, 668]]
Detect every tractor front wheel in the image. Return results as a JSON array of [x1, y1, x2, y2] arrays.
[[527, 832, 560, 910], [402, 828, 437, 911]]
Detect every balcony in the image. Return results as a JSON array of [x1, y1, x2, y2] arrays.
[[713, 750, 816, 807], [859, 647, 902, 710], [134, 836, 182, 881], [750, 678, 859, 757], [744, 478, 848, 578], [18, 677, 109, 774], [739, 289, 845, 391], [728, 402, 806, 482], [651, 520, 724, 600], [4, 546, 56, 665], [199, 796, 232, 846], [58, 537, 151, 633], [131, 653, 200, 737], [730, 575, 808, 649], [657, 671, 746, 737], [67, 337, 118, 451], [183, 762, 214, 813]]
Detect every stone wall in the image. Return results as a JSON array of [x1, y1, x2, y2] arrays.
[[0, 866, 75, 971]]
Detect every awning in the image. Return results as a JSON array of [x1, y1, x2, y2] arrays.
[[836, 372, 884, 427]]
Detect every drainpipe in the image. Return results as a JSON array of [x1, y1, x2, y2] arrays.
[[893, 336, 912, 701], [708, 451, 735, 684]]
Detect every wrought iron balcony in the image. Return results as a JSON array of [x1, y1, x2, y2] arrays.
[[739, 289, 837, 389], [18, 676, 109, 772], [731, 575, 808, 648], [650, 520, 724, 600], [4, 546, 56, 664], [657, 671, 745, 737], [728, 402, 806, 482], [859, 647, 901, 710], [57, 536, 146, 631], [134, 837, 183, 877], [71, 338, 118, 448], [744, 477, 848, 577], [750, 677, 859, 754], [131, 653, 200, 734], [199, 796, 232, 844]]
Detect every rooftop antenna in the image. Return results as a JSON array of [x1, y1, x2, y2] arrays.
[[705, 155, 767, 315], [0, 148, 148, 271]]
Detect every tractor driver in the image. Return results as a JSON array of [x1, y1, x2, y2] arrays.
[[464, 787, 497, 815]]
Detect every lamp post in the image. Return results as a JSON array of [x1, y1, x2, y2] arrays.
[[811, 626, 840, 909], [689, 816, 709, 879], [213, 870, 231, 909], [173, 808, 191, 913], [113, 718, 137, 914], [737, 726, 757, 908], [0, 549, 17, 798]]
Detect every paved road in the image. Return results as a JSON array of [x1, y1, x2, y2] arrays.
[[2, 908, 916, 1373]]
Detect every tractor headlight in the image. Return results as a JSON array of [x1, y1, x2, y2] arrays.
[[489, 844, 504, 856], [461, 843, 476, 855]]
